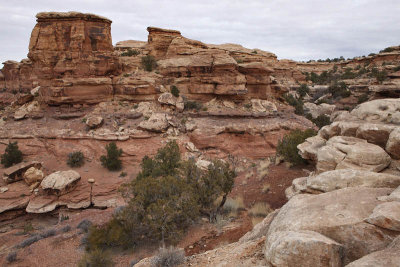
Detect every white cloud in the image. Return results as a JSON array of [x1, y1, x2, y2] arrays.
[[0, 0, 399, 68]]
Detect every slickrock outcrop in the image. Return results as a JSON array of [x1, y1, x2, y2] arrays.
[[273, 98, 400, 266]]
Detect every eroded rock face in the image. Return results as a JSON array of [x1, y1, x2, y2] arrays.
[[27, 12, 119, 104]]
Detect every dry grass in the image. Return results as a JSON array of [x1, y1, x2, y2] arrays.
[[248, 202, 272, 218], [257, 158, 271, 181], [251, 217, 264, 227], [222, 197, 245, 215], [261, 183, 270, 194]]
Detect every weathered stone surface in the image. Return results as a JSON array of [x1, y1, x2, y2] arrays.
[[297, 135, 327, 162], [386, 128, 400, 159], [266, 187, 396, 264], [239, 209, 279, 243], [304, 102, 336, 119], [23, 167, 44, 186], [351, 98, 400, 123], [265, 230, 344, 267], [365, 202, 400, 231], [316, 136, 391, 173], [250, 99, 277, 113], [138, 113, 169, 132], [306, 169, 400, 193], [0, 181, 31, 213], [3, 161, 42, 184], [85, 116, 104, 129], [346, 236, 400, 267], [14, 101, 41, 120], [157, 92, 184, 112], [379, 185, 400, 201], [40, 170, 81, 195]]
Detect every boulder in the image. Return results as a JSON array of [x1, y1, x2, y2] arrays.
[[30, 86, 40, 96], [250, 99, 277, 113], [297, 135, 327, 162], [365, 202, 400, 231], [138, 113, 169, 132], [266, 187, 397, 264], [14, 101, 40, 120], [386, 128, 400, 159], [40, 170, 81, 195], [306, 169, 400, 193], [316, 136, 391, 173], [379, 185, 400, 202], [265, 230, 344, 267], [355, 123, 396, 147], [304, 102, 336, 119], [86, 116, 104, 129], [157, 92, 184, 112], [346, 237, 400, 267], [23, 167, 44, 185], [350, 98, 400, 123], [3, 161, 42, 184]]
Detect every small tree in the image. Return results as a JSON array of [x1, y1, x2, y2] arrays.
[[100, 142, 123, 171], [276, 129, 316, 166], [78, 248, 113, 267], [1, 141, 23, 167], [171, 86, 180, 97], [297, 84, 310, 98], [67, 151, 85, 167], [141, 55, 158, 72]]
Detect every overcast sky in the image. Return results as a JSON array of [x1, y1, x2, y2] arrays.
[[0, 0, 399, 68]]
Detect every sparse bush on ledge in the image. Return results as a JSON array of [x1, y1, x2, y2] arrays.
[[100, 142, 123, 171], [141, 55, 158, 72], [121, 48, 139, 57], [1, 141, 23, 167], [276, 129, 317, 166], [171, 85, 180, 97], [67, 151, 85, 167], [6, 251, 17, 263]]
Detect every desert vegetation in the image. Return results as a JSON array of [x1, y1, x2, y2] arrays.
[[1, 141, 23, 167], [67, 151, 85, 167], [83, 140, 236, 260], [276, 129, 317, 166], [100, 142, 123, 171]]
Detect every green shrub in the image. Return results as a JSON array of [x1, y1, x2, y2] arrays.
[[297, 84, 310, 98], [121, 49, 140, 57], [6, 251, 17, 263], [100, 142, 123, 171], [284, 94, 304, 115], [393, 65, 400, 72], [276, 129, 317, 166], [78, 248, 114, 267], [151, 247, 185, 267], [87, 141, 236, 249], [328, 81, 350, 98], [141, 55, 157, 71], [380, 47, 395, 53], [312, 114, 331, 129], [184, 100, 203, 111], [1, 141, 23, 167], [375, 70, 387, 83], [67, 151, 85, 167], [358, 93, 369, 104], [171, 85, 180, 97]]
